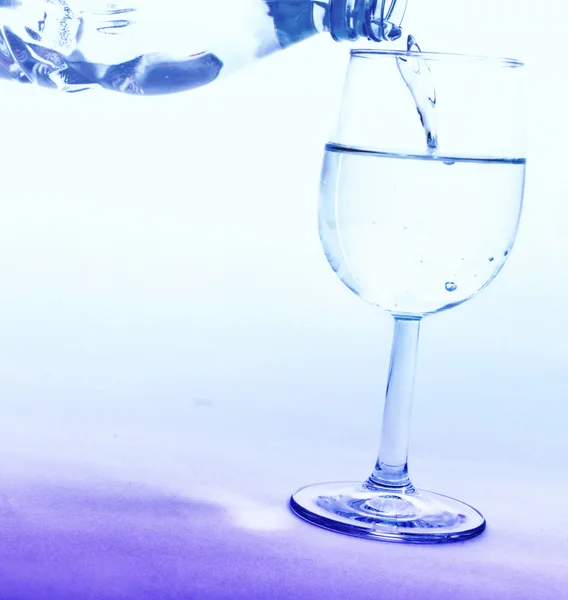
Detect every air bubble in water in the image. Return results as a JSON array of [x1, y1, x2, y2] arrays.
[[445, 282, 457, 292]]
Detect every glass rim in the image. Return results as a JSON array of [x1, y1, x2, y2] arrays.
[[350, 49, 524, 68]]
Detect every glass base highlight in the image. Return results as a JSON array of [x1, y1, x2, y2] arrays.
[[290, 481, 486, 543]]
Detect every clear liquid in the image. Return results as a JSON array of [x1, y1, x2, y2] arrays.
[[396, 35, 438, 152], [319, 144, 525, 316]]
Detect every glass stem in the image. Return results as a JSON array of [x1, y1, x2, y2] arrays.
[[367, 316, 421, 491]]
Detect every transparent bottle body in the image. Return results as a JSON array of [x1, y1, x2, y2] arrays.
[[0, 0, 404, 95]]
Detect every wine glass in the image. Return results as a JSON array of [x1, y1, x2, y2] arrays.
[[290, 49, 526, 543]]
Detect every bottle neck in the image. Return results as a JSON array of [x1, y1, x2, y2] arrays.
[[323, 0, 407, 42], [267, 0, 407, 49]]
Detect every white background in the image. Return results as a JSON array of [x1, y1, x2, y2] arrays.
[[0, 0, 566, 528]]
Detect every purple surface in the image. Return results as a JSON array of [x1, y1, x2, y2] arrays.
[[0, 337, 566, 599], [0, 477, 565, 600]]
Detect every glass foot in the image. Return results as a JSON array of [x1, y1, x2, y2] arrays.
[[290, 481, 485, 543]]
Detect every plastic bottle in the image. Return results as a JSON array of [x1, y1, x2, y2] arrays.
[[0, 0, 407, 95]]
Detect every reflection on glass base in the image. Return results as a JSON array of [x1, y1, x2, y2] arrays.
[[290, 482, 486, 544]]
